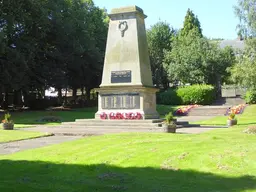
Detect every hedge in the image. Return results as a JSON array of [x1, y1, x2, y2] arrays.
[[244, 90, 256, 104], [157, 84, 216, 105]]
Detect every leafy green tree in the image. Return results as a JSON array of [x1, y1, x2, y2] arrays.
[[180, 9, 202, 37], [0, 0, 108, 108], [164, 30, 235, 87], [234, 0, 256, 37], [0, 0, 51, 107], [147, 21, 176, 88], [232, 0, 256, 89], [229, 38, 256, 89]]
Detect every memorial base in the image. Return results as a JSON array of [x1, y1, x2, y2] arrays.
[[95, 85, 159, 120]]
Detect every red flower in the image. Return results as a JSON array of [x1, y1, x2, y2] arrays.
[[136, 112, 142, 120], [109, 112, 116, 119], [100, 112, 107, 120]]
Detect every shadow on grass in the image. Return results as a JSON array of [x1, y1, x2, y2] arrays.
[[0, 160, 255, 192], [189, 124, 229, 128]]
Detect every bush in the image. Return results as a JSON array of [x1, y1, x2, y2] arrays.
[[156, 89, 181, 105], [244, 90, 256, 104], [164, 112, 176, 124], [177, 85, 216, 105], [157, 84, 215, 105]]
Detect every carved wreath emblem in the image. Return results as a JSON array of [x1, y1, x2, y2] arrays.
[[118, 21, 128, 37]]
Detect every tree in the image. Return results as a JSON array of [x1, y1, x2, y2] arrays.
[[0, 0, 108, 108], [0, 0, 51, 107], [229, 38, 256, 89], [147, 21, 176, 88], [163, 30, 235, 87], [234, 0, 256, 38], [232, 0, 256, 89], [180, 9, 202, 37]]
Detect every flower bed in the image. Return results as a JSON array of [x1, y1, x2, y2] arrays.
[[100, 112, 142, 120], [226, 104, 246, 115], [174, 105, 200, 116]]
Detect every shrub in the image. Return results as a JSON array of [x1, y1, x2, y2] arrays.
[[177, 85, 215, 105], [156, 89, 181, 105], [157, 84, 215, 105], [244, 90, 256, 104], [164, 112, 176, 124]]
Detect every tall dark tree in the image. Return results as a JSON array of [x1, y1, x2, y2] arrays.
[[180, 9, 203, 37], [0, 0, 108, 109]]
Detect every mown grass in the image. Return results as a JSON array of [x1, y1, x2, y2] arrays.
[[0, 108, 255, 191], [193, 105, 256, 126], [0, 107, 97, 127], [0, 130, 49, 143]]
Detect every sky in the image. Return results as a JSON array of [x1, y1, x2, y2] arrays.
[[93, 0, 239, 40]]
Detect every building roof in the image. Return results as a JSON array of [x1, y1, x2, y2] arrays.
[[219, 39, 245, 50]]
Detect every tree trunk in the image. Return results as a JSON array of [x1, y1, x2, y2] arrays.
[[13, 90, 23, 106], [63, 88, 68, 106], [3, 90, 9, 109], [81, 87, 84, 96], [72, 87, 77, 100], [86, 87, 91, 102], [0, 90, 3, 108], [22, 90, 29, 107], [57, 88, 62, 105]]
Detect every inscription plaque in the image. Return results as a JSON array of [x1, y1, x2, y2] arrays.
[[111, 70, 131, 83], [102, 93, 140, 109]]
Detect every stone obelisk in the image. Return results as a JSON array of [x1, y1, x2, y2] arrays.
[[95, 5, 159, 119]]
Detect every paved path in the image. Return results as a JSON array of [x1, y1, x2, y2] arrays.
[[0, 135, 81, 155], [20, 126, 218, 136], [19, 115, 221, 136], [176, 116, 216, 122]]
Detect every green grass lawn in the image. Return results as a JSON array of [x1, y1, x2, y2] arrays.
[[0, 116, 255, 191], [1, 105, 181, 128], [0, 130, 49, 143], [0, 107, 97, 127], [193, 105, 256, 126]]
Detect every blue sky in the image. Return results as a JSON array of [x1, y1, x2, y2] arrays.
[[93, 0, 239, 40]]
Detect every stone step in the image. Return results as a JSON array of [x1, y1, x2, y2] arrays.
[[62, 122, 162, 127], [188, 107, 228, 116], [214, 97, 246, 105], [75, 119, 164, 123], [58, 125, 185, 130], [62, 120, 189, 127]]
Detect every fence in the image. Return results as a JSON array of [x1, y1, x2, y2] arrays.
[[221, 85, 247, 97]]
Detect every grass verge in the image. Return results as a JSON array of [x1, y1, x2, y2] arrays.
[[193, 105, 256, 126], [0, 123, 255, 191], [0, 129, 50, 143]]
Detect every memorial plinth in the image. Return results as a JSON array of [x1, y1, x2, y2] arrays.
[[95, 6, 159, 119]]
